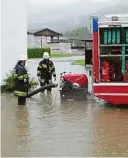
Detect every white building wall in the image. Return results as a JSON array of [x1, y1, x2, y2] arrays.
[[0, 1, 1, 84], [1, 0, 27, 85]]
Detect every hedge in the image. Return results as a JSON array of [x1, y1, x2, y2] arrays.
[[27, 48, 51, 58]]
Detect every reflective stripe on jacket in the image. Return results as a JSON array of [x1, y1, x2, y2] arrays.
[[14, 62, 29, 97], [37, 59, 56, 79]]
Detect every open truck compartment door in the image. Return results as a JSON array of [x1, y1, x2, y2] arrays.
[[84, 40, 93, 67]]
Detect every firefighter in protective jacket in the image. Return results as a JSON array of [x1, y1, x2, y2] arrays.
[[14, 55, 29, 105], [37, 52, 56, 93]]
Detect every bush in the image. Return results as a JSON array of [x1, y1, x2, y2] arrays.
[[27, 48, 51, 58], [3, 70, 39, 92], [3, 71, 15, 91], [28, 77, 39, 91]]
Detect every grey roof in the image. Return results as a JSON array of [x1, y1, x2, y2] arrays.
[[27, 28, 62, 36]]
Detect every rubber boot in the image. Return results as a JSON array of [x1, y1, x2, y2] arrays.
[[18, 96, 26, 105]]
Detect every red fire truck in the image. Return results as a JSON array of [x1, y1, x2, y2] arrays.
[[92, 14, 128, 105]]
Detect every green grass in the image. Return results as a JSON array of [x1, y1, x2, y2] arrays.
[[72, 59, 85, 65], [50, 52, 73, 58]]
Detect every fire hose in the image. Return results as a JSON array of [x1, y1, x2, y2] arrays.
[[27, 83, 58, 98]]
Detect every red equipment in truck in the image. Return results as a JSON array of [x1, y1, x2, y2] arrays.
[[124, 60, 128, 81], [101, 61, 110, 82]]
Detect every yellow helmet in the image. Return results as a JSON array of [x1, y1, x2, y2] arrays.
[[43, 52, 49, 59]]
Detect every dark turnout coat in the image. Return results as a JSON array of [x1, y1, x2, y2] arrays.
[[14, 62, 29, 97], [37, 59, 56, 83]]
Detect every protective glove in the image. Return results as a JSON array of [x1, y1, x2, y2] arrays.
[[24, 78, 27, 83]]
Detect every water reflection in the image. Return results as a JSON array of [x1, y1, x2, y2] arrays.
[[1, 94, 31, 157], [14, 106, 30, 157], [1, 93, 128, 157], [91, 106, 128, 157]]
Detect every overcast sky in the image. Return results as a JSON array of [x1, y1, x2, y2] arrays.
[[27, 0, 127, 32]]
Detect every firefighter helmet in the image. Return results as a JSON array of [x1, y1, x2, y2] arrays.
[[43, 52, 50, 59], [18, 55, 27, 61]]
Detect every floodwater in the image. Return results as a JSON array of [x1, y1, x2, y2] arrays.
[[1, 56, 128, 157]]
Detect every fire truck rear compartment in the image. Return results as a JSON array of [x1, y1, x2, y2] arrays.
[[99, 27, 128, 82]]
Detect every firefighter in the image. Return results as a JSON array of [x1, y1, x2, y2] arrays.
[[13, 55, 29, 105], [37, 52, 56, 94]]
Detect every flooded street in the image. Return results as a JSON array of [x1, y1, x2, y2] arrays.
[[1, 56, 128, 157]]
